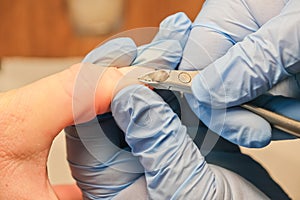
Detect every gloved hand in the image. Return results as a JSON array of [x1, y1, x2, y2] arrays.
[[65, 12, 192, 199], [179, 0, 300, 147], [111, 85, 269, 199]]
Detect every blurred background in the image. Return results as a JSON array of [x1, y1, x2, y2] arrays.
[[0, 0, 299, 199]]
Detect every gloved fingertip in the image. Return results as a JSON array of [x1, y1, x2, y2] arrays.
[[241, 136, 271, 148], [83, 37, 137, 66], [233, 125, 272, 148], [132, 12, 192, 70], [153, 12, 192, 48], [185, 94, 273, 148]]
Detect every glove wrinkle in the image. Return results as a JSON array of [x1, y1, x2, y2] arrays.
[[112, 85, 269, 199], [179, 0, 300, 147]]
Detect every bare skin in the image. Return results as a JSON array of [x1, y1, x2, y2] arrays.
[[0, 63, 143, 199]]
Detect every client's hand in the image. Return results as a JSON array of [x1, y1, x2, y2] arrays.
[[0, 38, 139, 200]]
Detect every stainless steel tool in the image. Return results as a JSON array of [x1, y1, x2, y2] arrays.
[[138, 69, 300, 138]]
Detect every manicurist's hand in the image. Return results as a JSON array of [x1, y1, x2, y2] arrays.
[[179, 0, 300, 147]]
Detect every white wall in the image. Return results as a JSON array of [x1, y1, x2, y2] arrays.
[[241, 140, 300, 199], [1, 57, 299, 198]]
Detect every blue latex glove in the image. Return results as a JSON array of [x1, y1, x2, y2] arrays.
[[111, 85, 268, 199], [179, 0, 300, 147], [65, 12, 192, 199]]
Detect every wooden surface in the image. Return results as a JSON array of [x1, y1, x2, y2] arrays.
[[0, 0, 204, 57]]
